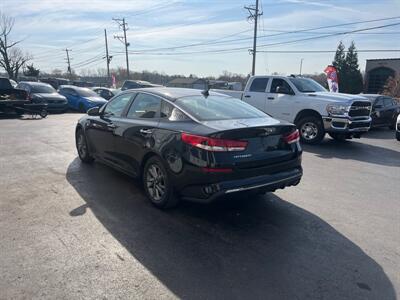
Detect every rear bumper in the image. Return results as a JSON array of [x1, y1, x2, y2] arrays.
[[179, 164, 302, 203], [322, 116, 371, 133]]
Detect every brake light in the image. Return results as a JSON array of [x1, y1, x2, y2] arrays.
[[283, 129, 300, 144], [181, 133, 247, 152]]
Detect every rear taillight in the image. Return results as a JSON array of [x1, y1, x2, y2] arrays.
[[283, 129, 300, 144], [181, 133, 247, 152]]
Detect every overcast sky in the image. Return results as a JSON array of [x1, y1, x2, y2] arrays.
[[2, 0, 400, 77]]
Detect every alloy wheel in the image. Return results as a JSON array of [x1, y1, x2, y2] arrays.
[[77, 132, 87, 158], [300, 122, 318, 141], [146, 164, 166, 202]]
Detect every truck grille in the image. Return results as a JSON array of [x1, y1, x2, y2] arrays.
[[348, 101, 371, 117], [349, 121, 371, 129]]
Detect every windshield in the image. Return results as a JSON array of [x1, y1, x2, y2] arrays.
[[175, 95, 268, 121], [289, 78, 327, 93], [31, 84, 56, 94], [76, 88, 98, 97]]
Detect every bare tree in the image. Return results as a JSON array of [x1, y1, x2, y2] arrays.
[[0, 12, 31, 79], [384, 76, 400, 99]]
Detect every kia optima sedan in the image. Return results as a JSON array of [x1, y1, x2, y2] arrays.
[[75, 88, 302, 208]]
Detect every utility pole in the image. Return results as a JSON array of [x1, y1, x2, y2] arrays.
[[245, 0, 262, 76], [65, 48, 72, 78], [113, 17, 130, 79], [299, 58, 304, 75], [104, 29, 112, 85]]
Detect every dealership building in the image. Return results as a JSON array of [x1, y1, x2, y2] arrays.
[[364, 58, 400, 93]]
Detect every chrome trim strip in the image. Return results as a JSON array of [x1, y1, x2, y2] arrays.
[[224, 174, 301, 194]]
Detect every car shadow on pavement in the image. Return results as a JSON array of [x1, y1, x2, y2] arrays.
[[303, 137, 400, 167], [66, 158, 396, 300], [365, 127, 397, 140]]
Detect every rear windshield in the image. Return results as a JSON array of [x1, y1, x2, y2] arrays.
[[76, 88, 98, 97], [175, 95, 267, 121], [31, 84, 56, 94]]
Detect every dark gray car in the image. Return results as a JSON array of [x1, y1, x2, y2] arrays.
[[16, 81, 68, 112]]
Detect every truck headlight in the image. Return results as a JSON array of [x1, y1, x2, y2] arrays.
[[326, 104, 351, 116]]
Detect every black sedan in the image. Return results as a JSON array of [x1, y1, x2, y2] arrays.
[[75, 88, 302, 208], [363, 94, 400, 129], [16, 81, 68, 112]]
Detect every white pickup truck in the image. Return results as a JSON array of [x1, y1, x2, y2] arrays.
[[214, 75, 372, 144]]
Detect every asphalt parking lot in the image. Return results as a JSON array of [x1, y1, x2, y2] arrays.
[[0, 113, 399, 300]]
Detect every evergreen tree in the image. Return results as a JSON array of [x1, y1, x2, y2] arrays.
[[332, 41, 346, 71], [24, 64, 40, 77], [332, 41, 346, 92], [344, 41, 363, 94]]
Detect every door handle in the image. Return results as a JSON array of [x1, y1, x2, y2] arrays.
[[140, 128, 153, 135], [268, 97, 275, 100], [244, 95, 251, 98]]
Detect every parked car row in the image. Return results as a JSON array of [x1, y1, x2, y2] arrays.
[[0, 78, 166, 114]]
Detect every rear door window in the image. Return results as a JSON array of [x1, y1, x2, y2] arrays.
[[127, 93, 161, 119], [103, 93, 133, 117], [160, 101, 189, 121], [249, 78, 269, 92], [270, 79, 294, 94]]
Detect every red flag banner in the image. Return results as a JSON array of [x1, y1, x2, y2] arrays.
[[324, 65, 339, 93]]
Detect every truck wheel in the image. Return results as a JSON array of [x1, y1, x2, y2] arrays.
[[297, 116, 325, 145]]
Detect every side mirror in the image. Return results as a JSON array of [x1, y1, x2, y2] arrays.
[[87, 107, 100, 116], [276, 86, 293, 95]]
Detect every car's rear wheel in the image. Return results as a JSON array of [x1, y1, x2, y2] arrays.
[[296, 116, 325, 144], [76, 129, 94, 163], [143, 156, 179, 209]]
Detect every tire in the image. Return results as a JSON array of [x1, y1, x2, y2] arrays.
[[78, 103, 86, 113], [328, 132, 348, 142], [143, 156, 179, 209], [40, 109, 48, 118], [296, 116, 325, 145], [76, 129, 94, 163], [396, 131, 400, 141]]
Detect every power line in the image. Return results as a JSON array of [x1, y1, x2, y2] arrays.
[[110, 16, 400, 55], [121, 21, 400, 56], [256, 49, 400, 53], [256, 21, 400, 49]]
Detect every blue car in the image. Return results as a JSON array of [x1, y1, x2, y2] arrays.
[[58, 85, 107, 112]]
